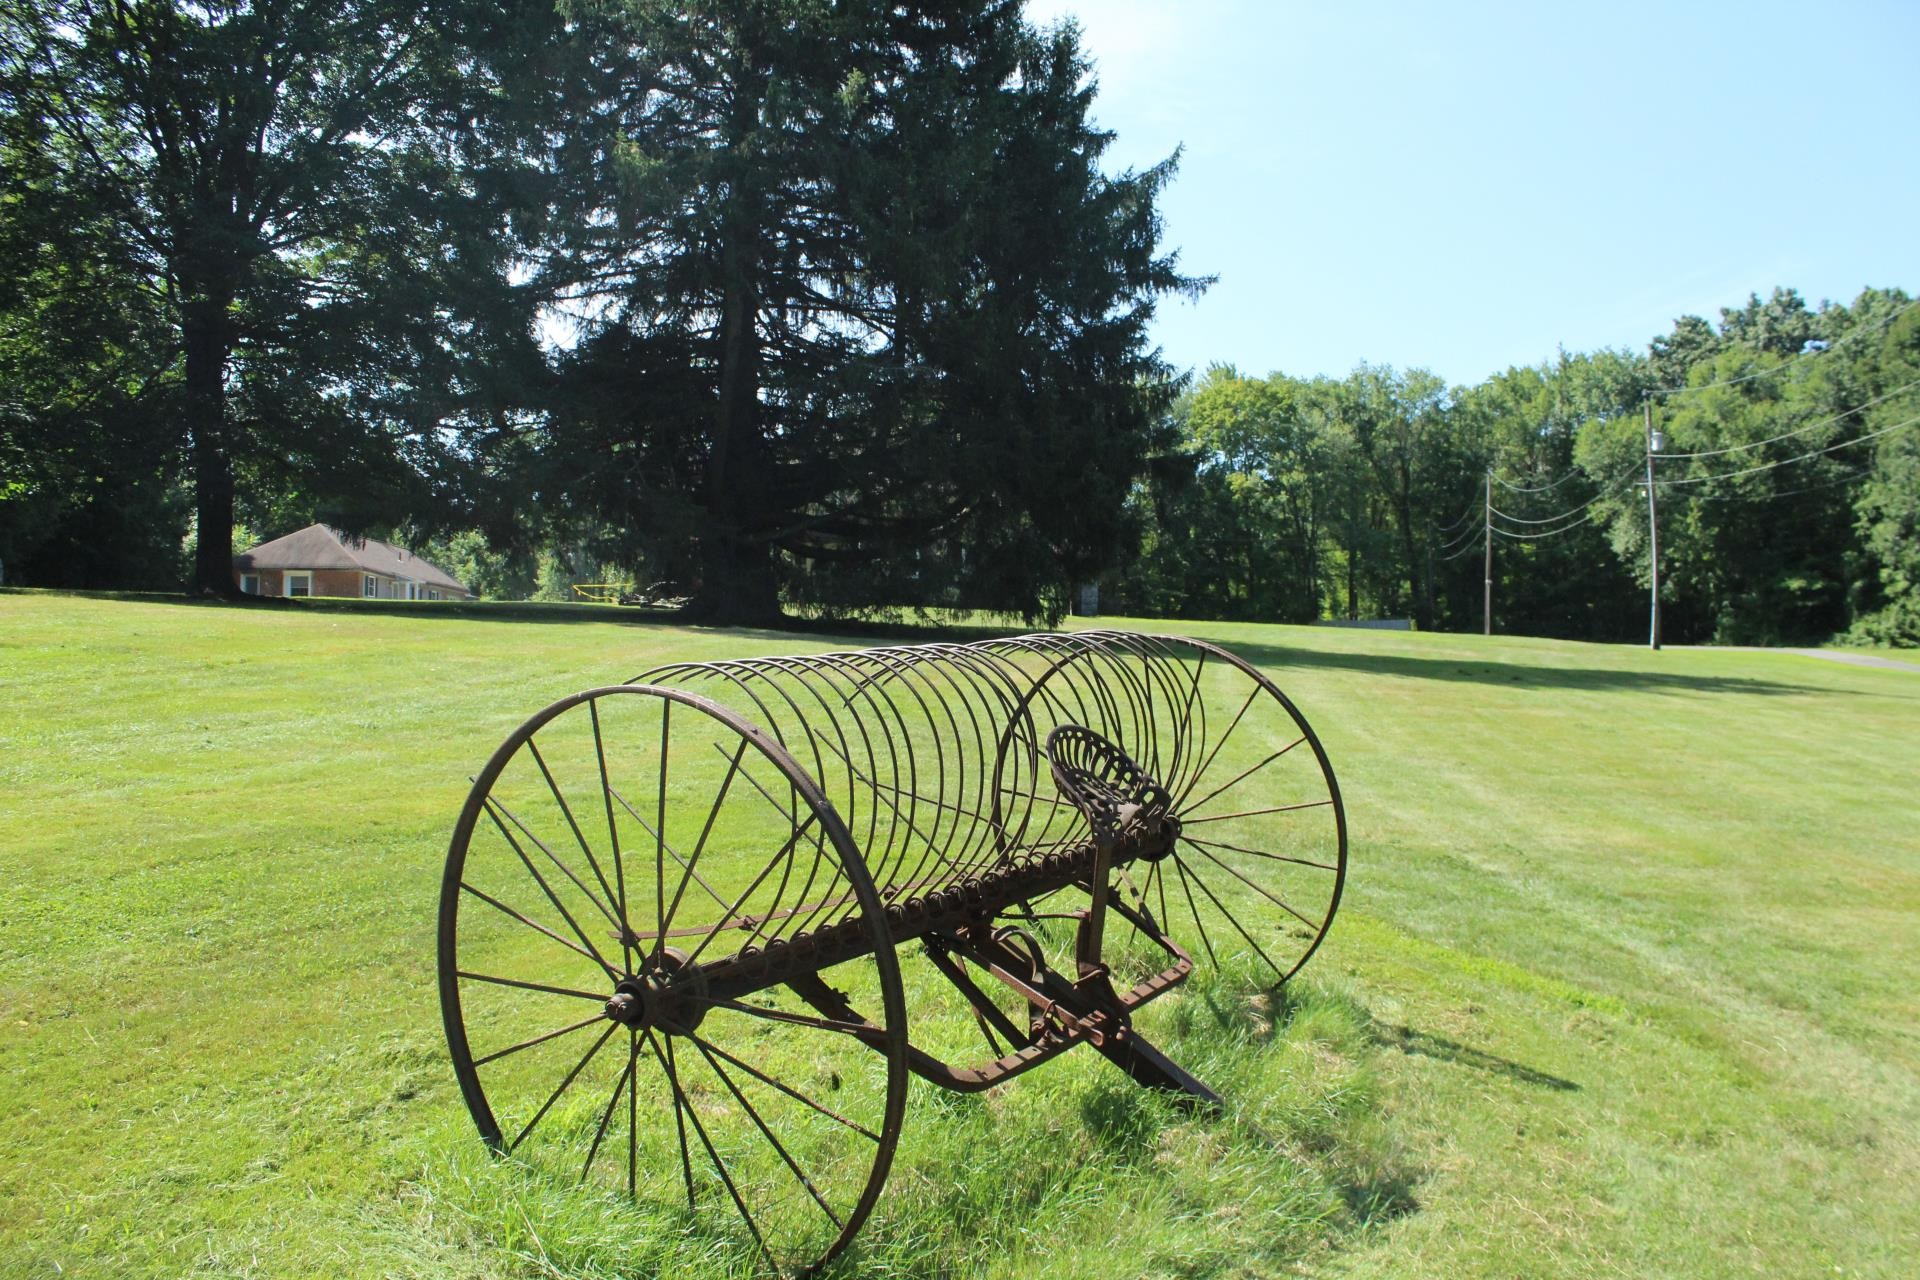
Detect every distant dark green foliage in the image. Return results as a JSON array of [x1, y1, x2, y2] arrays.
[[1120, 287, 1917, 645]]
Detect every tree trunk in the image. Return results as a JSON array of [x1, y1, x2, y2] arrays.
[[684, 76, 782, 628], [1394, 463, 1432, 630], [184, 293, 237, 595], [1346, 538, 1357, 620]]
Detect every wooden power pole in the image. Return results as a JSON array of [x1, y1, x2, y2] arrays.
[[1482, 471, 1492, 636], [1645, 401, 1662, 651]]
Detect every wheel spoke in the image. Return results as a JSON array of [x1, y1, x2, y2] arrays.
[[652, 1030, 778, 1272], [688, 1033, 881, 1142], [581, 1036, 635, 1181], [474, 1011, 606, 1067], [702, 996, 883, 1040], [457, 969, 608, 1002], [692, 1038, 844, 1229], [509, 1019, 619, 1152], [1183, 798, 1328, 826], [1175, 684, 1261, 808], [627, 1028, 639, 1197], [1169, 854, 1218, 969], [460, 881, 616, 978], [1171, 649, 1208, 792], [526, 738, 625, 929], [589, 699, 633, 973], [486, 792, 625, 934], [1182, 840, 1323, 931], [481, 799, 620, 978], [1179, 832, 1338, 871], [681, 813, 822, 967], [646, 1028, 696, 1209], [658, 740, 748, 948], [1181, 738, 1306, 818], [1171, 850, 1288, 979], [656, 702, 670, 953], [608, 782, 734, 933]]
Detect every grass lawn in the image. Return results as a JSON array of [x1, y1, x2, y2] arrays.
[[3, 591, 1916, 1278]]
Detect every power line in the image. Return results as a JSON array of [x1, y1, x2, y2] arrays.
[[1432, 502, 1481, 536], [1680, 465, 1871, 504], [1491, 467, 1584, 494], [1487, 510, 1603, 541], [1443, 511, 1601, 553], [1649, 296, 1920, 399], [1654, 377, 1920, 459], [1654, 411, 1920, 488], [1489, 500, 1594, 525], [1483, 467, 1642, 529]]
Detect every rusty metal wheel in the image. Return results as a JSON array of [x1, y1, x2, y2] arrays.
[[1146, 638, 1347, 989], [438, 685, 907, 1276], [996, 634, 1348, 993]]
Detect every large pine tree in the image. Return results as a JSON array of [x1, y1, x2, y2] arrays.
[[536, 1, 1197, 624]]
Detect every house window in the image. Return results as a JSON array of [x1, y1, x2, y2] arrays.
[[427, 590, 439, 600], [239, 574, 259, 595], [364, 574, 378, 598], [285, 572, 312, 597]]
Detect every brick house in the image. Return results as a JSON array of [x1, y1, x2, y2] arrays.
[[233, 524, 472, 600]]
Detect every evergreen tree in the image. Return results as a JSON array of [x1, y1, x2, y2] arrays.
[[535, 1, 1195, 624]]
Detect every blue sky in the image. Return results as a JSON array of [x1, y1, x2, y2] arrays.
[[1023, 1, 1920, 387]]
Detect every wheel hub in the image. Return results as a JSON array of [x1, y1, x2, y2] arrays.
[[603, 946, 709, 1035]]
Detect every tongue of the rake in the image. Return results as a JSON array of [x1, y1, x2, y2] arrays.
[[1044, 725, 1173, 845]]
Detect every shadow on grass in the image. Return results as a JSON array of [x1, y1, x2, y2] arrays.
[[1371, 1022, 1580, 1092], [1191, 980, 1579, 1094], [1214, 635, 1856, 698]]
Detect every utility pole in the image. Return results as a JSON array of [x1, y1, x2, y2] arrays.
[[1482, 470, 1492, 637], [1645, 399, 1662, 650]]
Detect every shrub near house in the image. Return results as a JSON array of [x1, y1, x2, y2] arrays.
[[233, 525, 472, 600]]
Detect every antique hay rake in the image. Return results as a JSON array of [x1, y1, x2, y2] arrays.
[[437, 630, 1346, 1273]]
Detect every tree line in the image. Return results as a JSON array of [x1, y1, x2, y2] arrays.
[[3, 4, 1914, 644], [2, 0, 1192, 624], [1115, 286, 1919, 646]]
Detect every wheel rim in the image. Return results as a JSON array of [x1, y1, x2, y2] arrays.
[[438, 685, 907, 1276], [992, 635, 1348, 994]]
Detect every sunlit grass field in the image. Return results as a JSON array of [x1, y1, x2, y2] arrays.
[[3, 590, 1916, 1278]]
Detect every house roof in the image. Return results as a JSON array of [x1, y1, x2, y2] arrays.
[[234, 524, 468, 593]]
